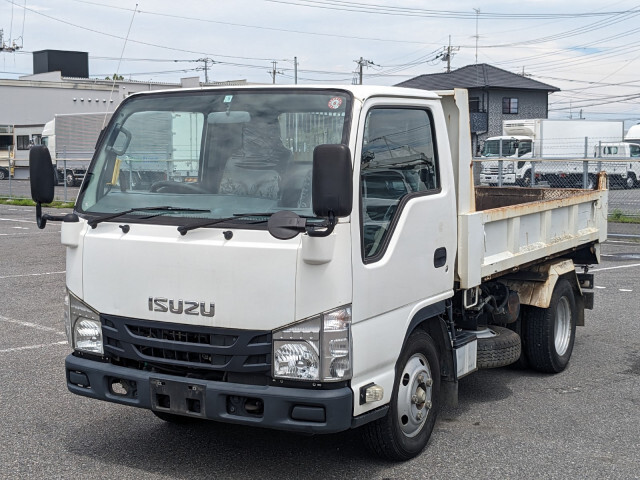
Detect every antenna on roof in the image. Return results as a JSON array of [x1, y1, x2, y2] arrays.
[[104, 3, 139, 128], [473, 8, 480, 65]]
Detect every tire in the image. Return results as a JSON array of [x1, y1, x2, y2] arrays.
[[65, 171, 75, 187], [476, 326, 521, 369], [586, 174, 597, 190], [362, 330, 440, 461], [517, 171, 531, 187], [625, 173, 637, 190], [524, 279, 577, 373], [0, 168, 6, 180], [506, 316, 530, 369], [152, 410, 201, 424]]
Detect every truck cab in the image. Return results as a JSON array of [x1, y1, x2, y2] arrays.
[[479, 135, 533, 185], [594, 142, 640, 188]]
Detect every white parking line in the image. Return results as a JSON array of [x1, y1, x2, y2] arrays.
[[590, 263, 640, 273], [0, 217, 36, 224], [0, 314, 65, 335], [0, 341, 67, 353], [0, 271, 65, 280]]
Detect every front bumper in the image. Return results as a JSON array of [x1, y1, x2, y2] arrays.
[[65, 354, 353, 434]]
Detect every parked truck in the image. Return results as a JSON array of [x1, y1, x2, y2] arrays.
[[42, 112, 113, 186], [480, 118, 624, 186], [29, 86, 607, 461]]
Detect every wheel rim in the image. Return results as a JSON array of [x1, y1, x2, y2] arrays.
[[397, 353, 432, 438], [554, 296, 572, 356]]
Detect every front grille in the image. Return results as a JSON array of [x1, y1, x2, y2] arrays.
[[102, 315, 271, 376]]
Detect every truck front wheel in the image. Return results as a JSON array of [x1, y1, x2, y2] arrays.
[[362, 330, 440, 461], [524, 279, 577, 373]]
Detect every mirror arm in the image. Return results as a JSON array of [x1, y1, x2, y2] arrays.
[[35, 202, 73, 229], [305, 211, 336, 238]]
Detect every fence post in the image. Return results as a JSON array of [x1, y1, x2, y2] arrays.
[[498, 140, 503, 187], [582, 137, 589, 188], [63, 146, 67, 202], [8, 149, 12, 199]]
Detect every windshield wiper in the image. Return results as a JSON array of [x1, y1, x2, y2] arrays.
[[88, 206, 211, 229], [177, 212, 275, 236]]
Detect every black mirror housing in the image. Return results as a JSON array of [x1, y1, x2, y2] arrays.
[[312, 144, 353, 218], [29, 145, 55, 204]]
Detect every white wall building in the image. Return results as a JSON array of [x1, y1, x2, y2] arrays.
[[0, 65, 248, 178]]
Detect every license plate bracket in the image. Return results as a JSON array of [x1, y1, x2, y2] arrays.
[[150, 378, 206, 418]]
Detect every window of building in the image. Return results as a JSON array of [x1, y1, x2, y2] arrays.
[[469, 97, 481, 113], [502, 97, 518, 114], [16, 135, 31, 150], [360, 107, 439, 260]]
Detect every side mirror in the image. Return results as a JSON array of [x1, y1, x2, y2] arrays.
[[29, 145, 67, 229], [267, 144, 353, 240], [312, 144, 352, 218], [30, 145, 55, 205]]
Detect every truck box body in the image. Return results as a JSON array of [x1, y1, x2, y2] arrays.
[[43, 112, 112, 185], [30, 86, 607, 460]]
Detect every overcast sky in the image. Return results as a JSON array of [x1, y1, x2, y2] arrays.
[[1, 0, 639, 126]]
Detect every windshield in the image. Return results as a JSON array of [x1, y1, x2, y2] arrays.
[[77, 89, 352, 226], [482, 139, 531, 157]]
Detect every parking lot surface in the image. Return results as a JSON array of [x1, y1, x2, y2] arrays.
[[1, 204, 639, 479]]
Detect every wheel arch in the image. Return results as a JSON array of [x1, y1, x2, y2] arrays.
[[401, 301, 457, 406], [502, 259, 585, 326]]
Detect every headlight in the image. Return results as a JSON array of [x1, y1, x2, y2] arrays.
[[68, 290, 103, 355], [273, 305, 352, 382]]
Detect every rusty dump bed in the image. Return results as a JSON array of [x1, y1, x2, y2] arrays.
[[456, 177, 608, 289]]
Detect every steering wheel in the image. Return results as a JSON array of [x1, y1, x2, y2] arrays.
[[149, 180, 208, 194]]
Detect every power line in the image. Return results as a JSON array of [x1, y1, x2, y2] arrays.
[[264, 0, 639, 19]]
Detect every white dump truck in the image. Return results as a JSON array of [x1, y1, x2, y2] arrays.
[[480, 118, 623, 186], [29, 86, 607, 461]]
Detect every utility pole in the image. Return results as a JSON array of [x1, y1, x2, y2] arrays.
[[270, 61, 283, 84], [0, 29, 22, 53], [196, 58, 214, 84], [442, 37, 459, 73], [354, 57, 375, 85], [294, 56, 298, 85]]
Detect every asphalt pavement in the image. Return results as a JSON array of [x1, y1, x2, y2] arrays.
[[0, 204, 638, 479]]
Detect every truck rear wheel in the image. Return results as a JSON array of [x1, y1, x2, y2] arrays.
[[0, 168, 7, 180], [362, 330, 440, 461], [524, 279, 576, 373], [65, 171, 75, 187]]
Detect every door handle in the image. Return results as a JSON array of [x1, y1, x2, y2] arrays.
[[433, 247, 447, 268]]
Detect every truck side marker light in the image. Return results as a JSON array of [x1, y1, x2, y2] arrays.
[[360, 383, 384, 404]]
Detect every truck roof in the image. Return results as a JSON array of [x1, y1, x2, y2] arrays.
[[126, 84, 442, 102]]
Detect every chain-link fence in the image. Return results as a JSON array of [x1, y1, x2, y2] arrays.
[[474, 157, 640, 218]]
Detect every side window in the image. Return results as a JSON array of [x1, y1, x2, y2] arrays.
[[360, 108, 439, 260], [502, 97, 518, 114]]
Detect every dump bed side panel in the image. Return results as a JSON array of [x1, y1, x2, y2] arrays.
[[457, 180, 608, 289]]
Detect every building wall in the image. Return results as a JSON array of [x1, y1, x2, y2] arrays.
[[484, 88, 549, 142]]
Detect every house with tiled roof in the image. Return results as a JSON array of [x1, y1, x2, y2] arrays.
[[397, 64, 559, 155]]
